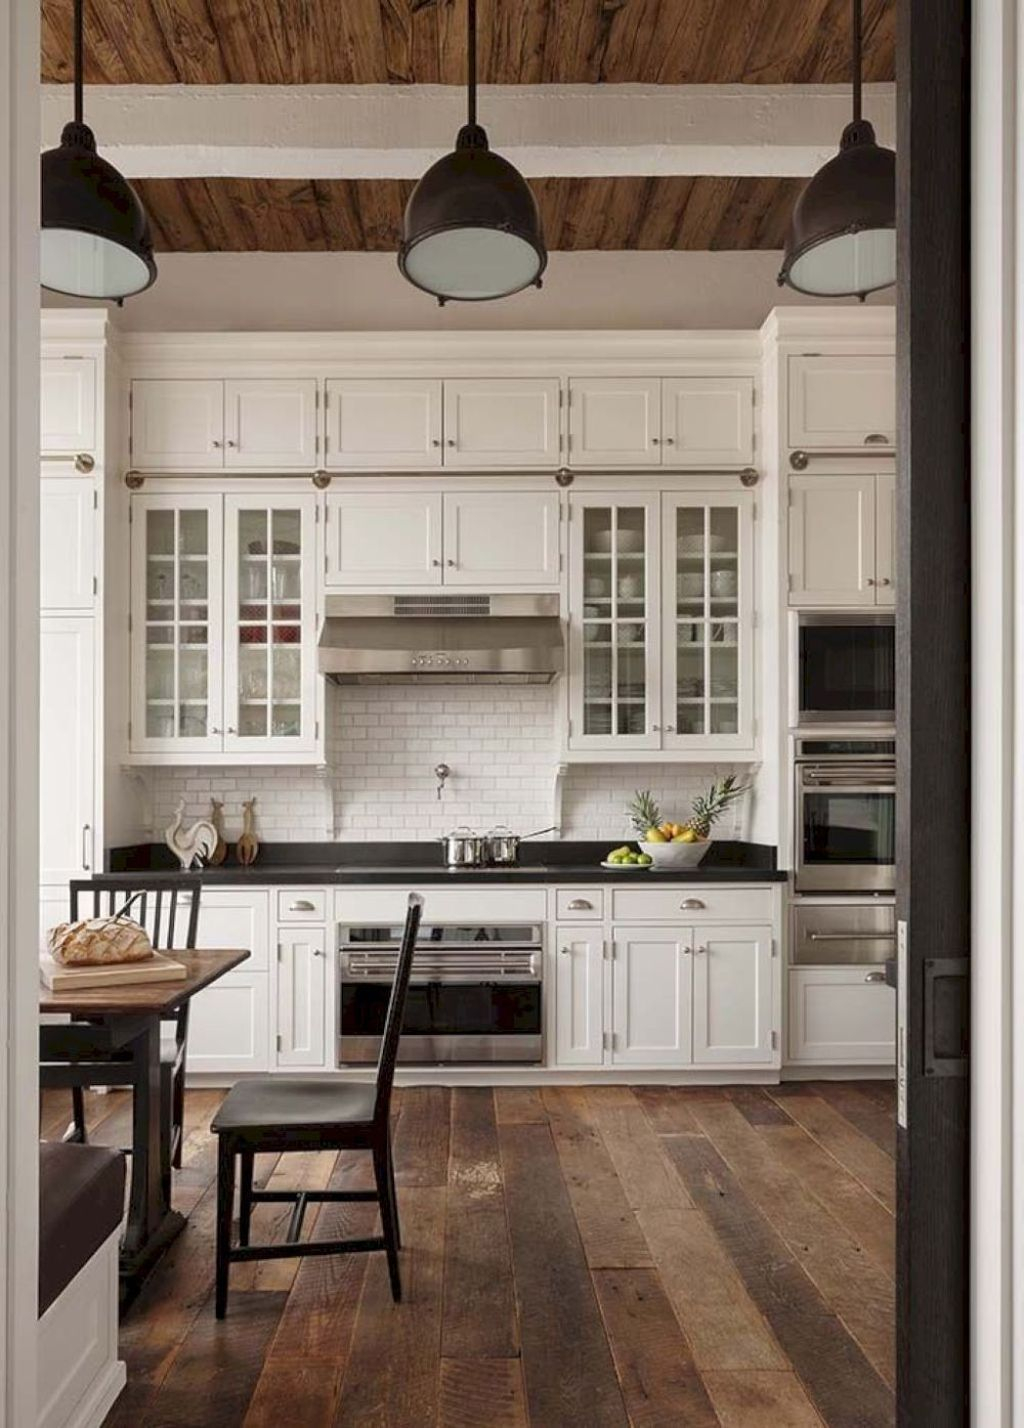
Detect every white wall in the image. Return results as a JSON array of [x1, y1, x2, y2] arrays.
[[144, 683, 754, 846], [44, 250, 892, 334]]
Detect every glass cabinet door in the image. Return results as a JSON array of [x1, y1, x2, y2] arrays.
[[223, 496, 317, 753], [131, 496, 223, 751], [662, 493, 754, 750], [569, 496, 661, 749]]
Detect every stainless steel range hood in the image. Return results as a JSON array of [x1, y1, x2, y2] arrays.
[[318, 593, 564, 684]]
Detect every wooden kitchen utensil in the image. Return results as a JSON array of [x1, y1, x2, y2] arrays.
[[208, 798, 228, 866], [236, 798, 259, 866]]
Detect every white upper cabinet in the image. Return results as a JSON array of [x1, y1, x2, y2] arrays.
[[442, 491, 560, 587], [788, 472, 896, 607], [692, 924, 773, 1065], [324, 490, 443, 587], [874, 472, 896, 606], [324, 379, 442, 470], [41, 357, 96, 455], [224, 379, 318, 469], [40, 477, 95, 611], [788, 473, 877, 607], [131, 380, 224, 470], [39, 617, 95, 886], [611, 926, 692, 1065], [222, 495, 319, 755], [442, 378, 561, 468], [662, 377, 754, 466], [787, 354, 896, 450], [568, 377, 661, 467]]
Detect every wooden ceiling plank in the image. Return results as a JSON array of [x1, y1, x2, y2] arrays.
[[312, 177, 368, 250], [145, 0, 230, 84]]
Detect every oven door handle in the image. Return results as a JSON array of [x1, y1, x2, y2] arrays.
[[800, 780, 896, 793]]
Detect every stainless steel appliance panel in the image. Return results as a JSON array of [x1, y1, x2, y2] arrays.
[[791, 901, 897, 964], [794, 739, 896, 894], [795, 611, 895, 726]]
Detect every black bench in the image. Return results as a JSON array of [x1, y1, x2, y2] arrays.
[[39, 1141, 125, 1316]]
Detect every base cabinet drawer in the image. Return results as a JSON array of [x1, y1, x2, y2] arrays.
[[276, 888, 327, 923], [187, 971, 270, 1073], [788, 966, 895, 1064], [610, 886, 773, 925]]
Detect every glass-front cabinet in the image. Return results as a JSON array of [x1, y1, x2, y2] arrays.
[[567, 490, 754, 754], [661, 493, 753, 753], [130, 492, 319, 761], [568, 495, 662, 751]]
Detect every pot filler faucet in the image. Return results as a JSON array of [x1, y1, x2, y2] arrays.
[[434, 763, 451, 801]]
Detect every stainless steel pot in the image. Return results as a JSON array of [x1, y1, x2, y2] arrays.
[[485, 825, 559, 867], [440, 827, 488, 868]]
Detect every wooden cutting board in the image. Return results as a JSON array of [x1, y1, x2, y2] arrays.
[[39, 949, 187, 992]]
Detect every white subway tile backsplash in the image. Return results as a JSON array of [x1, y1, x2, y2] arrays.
[[143, 684, 754, 845]]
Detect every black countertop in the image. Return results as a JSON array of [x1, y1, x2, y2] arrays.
[[107, 839, 785, 885]]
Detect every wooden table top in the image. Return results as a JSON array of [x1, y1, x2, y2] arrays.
[[39, 948, 250, 1015]]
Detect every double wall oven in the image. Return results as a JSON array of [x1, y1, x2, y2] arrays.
[[337, 920, 543, 1065]]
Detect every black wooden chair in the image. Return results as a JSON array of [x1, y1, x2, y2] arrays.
[[211, 891, 423, 1320], [65, 878, 201, 1169]]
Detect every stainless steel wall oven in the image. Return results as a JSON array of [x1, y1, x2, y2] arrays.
[[337, 921, 543, 1065], [794, 737, 896, 893]]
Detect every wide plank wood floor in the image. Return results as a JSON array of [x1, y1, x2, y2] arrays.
[[44, 1081, 895, 1428]]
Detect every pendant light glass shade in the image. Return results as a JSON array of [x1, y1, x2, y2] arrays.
[[778, 0, 895, 301], [398, 1, 546, 304], [40, 0, 156, 300]]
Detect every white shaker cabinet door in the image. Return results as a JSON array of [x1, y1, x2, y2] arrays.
[[610, 926, 692, 1066], [324, 379, 442, 470], [568, 377, 662, 467], [276, 927, 327, 1067], [788, 354, 896, 450], [788, 474, 877, 607], [40, 357, 96, 454], [442, 378, 561, 468], [40, 477, 95, 611], [324, 490, 443, 587], [131, 380, 225, 470], [692, 925, 774, 1065], [553, 927, 605, 1067], [442, 491, 560, 586], [874, 472, 896, 606], [187, 972, 271, 1073], [40, 617, 96, 886], [788, 966, 896, 1065], [662, 377, 754, 466], [224, 379, 318, 469]]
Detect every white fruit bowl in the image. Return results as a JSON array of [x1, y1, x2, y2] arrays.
[[639, 838, 711, 868]]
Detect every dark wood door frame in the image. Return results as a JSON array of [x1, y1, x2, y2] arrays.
[[895, 0, 971, 1421]]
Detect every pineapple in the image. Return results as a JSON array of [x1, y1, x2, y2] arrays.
[[686, 775, 749, 840], [626, 788, 662, 838]]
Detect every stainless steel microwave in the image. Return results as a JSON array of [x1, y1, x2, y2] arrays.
[[791, 612, 895, 727]]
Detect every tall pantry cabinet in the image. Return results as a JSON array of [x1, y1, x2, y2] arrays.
[[39, 316, 118, 936]]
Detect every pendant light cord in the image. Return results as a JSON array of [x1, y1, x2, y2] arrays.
[[466, 0, 477, 129], [73, 0, 84, 125], [851, 0, 862, 126]]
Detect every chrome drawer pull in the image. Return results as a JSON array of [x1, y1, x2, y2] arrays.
[[567, 898, 594, 911], [680, 898, 706, 911], [288, 899, 316, 912], [864, 971, 887, 983]]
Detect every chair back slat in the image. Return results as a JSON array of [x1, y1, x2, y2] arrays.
[[69, 876, 202, 950], [373, 893, 423, 1126]]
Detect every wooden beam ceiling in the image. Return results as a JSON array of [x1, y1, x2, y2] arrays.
[[41, 0, 895, 87], [135, 175, 805, 253]]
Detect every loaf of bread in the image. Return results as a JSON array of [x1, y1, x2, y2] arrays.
[[47, 917, 154, 967]]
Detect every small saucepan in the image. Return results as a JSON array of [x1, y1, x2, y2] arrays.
[[485, 825, 559, 867], [440, 827, 488, 868]]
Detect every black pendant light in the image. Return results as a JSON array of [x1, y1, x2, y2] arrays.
[[41, 0, 157, 301], [398, 0, 546, 304], [778, 0, 895, 301]]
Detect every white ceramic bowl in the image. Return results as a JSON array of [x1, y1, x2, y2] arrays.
[[639, 838, 711, 868]]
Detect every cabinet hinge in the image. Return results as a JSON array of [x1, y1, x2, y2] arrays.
[[603, 1030, 612, 1052], [127, 719, 132, 740], [277, 943, 282, 961], [315, 719, 320, 740], [93, 490, 98, 510], [127, 612, 132, 632], [567, 718, 573, 737], [771, 939, 778, 958], [276, 1034, 283, 1052], [315, 503, 320, 524], [771, 1029, 778, 1050], [128, 503, 133, 524], [92, 575, 98, 596], [128, 388, 133, 411], [558, 387, 564, 408]]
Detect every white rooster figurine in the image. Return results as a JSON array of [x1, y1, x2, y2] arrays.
[[164, 798, 219, 871]]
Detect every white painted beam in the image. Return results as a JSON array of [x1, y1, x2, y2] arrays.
[[40, 83, 895, 179]]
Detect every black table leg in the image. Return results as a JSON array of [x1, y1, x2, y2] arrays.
[[119, 1016, 185, 1285]]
